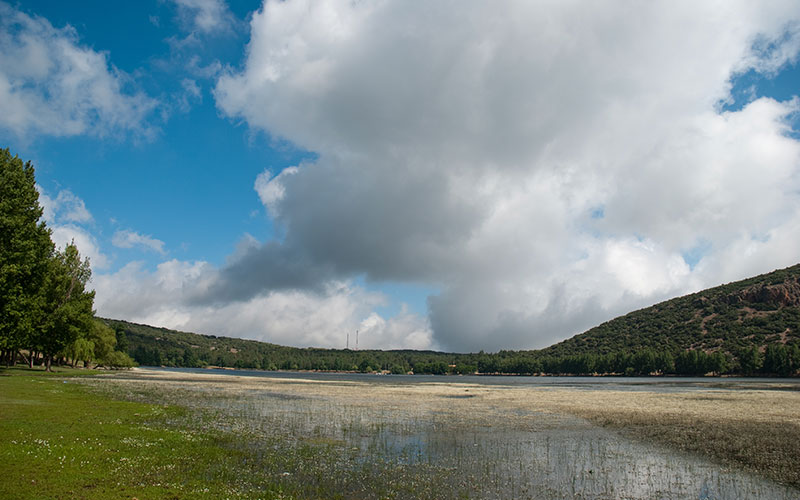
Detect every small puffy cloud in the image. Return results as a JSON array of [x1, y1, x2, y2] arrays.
[[182, 78, 201, 99], [170, 0, 236, 35], [0, 2, 158, 139], [174, 78, 202, 112], [112, 229, 167, 255], [186, 56, 223, 79], [37, 187, 93, 225]]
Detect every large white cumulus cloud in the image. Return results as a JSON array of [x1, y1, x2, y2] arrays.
[[211, 0, 800, 351]]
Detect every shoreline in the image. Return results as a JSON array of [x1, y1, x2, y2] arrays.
[[138, 364, 800, 379]]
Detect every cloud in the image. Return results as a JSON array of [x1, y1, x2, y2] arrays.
[[112, 229, 167, 255], [37, 187, 93, 224], [170, 0, 236, 35], [51, 224, 110, 271], [36, 186, 109, 271], [209, 0, 800, 352], [93, 260, 433, 349], [254, 166, 299, 216], [174, 78, 202, 113], [358, 307, 434, 351], [193, 237, 336, 303], [743, 21, 800, 75], [0, 2, 158, 139]]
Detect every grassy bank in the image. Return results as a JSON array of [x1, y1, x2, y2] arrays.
[[0, 367, 303, 499]]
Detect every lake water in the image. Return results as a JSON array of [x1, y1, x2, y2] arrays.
[[101, 368, 800, 499], [156, 366, 800, 390]]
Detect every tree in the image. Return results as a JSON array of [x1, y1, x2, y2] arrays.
[[114, 327, 129, 353], [36, 243, 95, 371], [704, 351, 729, 375], [763, 344, 790, 377], [655, 351, 675, 374], [103, 350, 137, 368], [737, 346, 762, 375], [632, 349, 657, 375], [789, 344, 800, 376], [64, 318, 123, 368], [65, 336, 94, 368], [88, 319, 117, 366], [0, 149, 54, 365], [183, 347, 200, 368], [675, 350, 702, 375]]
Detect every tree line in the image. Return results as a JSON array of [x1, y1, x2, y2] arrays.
[[111, 318, 800, 377], [0, 149, 135, 370]]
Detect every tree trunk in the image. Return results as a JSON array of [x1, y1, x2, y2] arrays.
[[45, 356, 52, 372]]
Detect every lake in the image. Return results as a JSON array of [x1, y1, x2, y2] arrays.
[[82, 367, 800, 499]]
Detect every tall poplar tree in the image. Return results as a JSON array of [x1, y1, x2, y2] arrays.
[[36, 242, 95, 371], [0, 149, 54, 365]]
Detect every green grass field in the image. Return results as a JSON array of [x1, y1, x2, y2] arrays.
[[0, 367, 302, 500], [0, 367, 467, 500]]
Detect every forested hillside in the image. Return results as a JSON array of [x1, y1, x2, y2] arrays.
[[103, 318, 472, 375], [104, 264, 800, 377], [540, 264, 800, 363]]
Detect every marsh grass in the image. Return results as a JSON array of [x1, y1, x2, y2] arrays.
[[569, 407, 800, 487], [74, 369, 800, 499], [1, 368, 480, 499], [5, 367, 799, 499], [521, 387, 800, 488]]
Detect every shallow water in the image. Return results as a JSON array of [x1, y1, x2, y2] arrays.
[[97, 368, 800, 499], [146, 366, 800, 391]]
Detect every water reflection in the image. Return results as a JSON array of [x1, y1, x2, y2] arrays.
[[112, 368, 800, 499], [232, 385, 796, 499]]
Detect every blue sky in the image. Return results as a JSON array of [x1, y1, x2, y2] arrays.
[[2, 1, 800, 351], [9, 0, 303, 267]]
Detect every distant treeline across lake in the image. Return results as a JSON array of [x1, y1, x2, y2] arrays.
[[109, 318, 800, 377]]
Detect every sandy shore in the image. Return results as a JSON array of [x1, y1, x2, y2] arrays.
[[106, 368, 800, 487]]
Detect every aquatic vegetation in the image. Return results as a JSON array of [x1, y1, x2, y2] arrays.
[[75, 369, 800, 499]]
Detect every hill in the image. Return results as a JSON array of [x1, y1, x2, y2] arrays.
[[540, 263, 800, 359], [103, 263, 800, 376], [102, 318, 472, 375]]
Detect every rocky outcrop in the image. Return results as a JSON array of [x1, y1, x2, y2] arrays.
[[727, 278, 800, 308]]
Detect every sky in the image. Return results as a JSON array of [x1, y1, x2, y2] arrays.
[[2, 0, 800, 353]]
